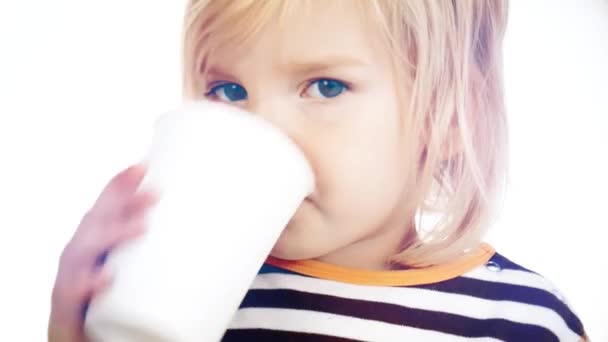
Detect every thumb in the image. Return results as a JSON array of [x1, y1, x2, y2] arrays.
[[90, 268, 113, 296], [81, 269, 113, 321]]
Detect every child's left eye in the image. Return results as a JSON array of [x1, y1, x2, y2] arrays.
[[303, 79, 348, 99]]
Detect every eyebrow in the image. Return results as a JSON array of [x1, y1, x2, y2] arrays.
[[280, 55, 370, 74], [204, 55, 370, 83], [204, 68, 237, 83]]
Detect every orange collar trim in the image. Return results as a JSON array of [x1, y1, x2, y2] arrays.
[[266, 243, 495, 286]]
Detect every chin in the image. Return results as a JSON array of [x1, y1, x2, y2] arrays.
[[270, 197, 344, 260], [270, 234, 324, 260], [270, 215, 333, 261]]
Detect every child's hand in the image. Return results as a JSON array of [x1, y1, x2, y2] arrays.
[[48, 164, 157, 342]]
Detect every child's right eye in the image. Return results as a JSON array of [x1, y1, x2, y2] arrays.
[[205, 83, 248, 103]]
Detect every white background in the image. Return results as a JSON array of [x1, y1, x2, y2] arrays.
[[0, 1, 606, 341]]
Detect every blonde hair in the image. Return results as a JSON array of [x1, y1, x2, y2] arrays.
[[181, 0, 509, 267]]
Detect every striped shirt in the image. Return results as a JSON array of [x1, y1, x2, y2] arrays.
[[221, 243, 587, 341]]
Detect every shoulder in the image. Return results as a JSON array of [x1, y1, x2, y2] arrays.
[[421, 251, 588, 341], [257, 252, 589, 341]]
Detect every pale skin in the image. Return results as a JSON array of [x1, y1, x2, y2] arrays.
[[49, 165, 157, 342], [49, 2, 415, 341]]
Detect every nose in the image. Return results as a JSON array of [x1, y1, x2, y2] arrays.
[[248, 98, 298, 141], [248, 98, 317, 196]]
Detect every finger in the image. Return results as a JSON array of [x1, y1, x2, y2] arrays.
[[92, 211, 148, 268], [91, 164, 148, 218], [90, 268, 113, 295], [69, 217, 141, 267], [79, 218, 144, 270], [74, 164, 148, 238], [101, 215, 148, 254], [119, 190, 159, 221], [80, 269, 113, 320]]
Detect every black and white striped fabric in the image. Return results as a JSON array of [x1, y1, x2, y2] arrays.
[[221, 249, 586, 341]]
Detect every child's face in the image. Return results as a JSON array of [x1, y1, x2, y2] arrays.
[[203, 2, 412, 267]]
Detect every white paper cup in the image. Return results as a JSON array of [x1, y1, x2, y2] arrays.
[[84, 101, 314, 342]]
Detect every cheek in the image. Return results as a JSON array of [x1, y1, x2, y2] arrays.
[[316, 122, 406, 225], [330, 152, 403, 217], [298, 82, 408, 234]]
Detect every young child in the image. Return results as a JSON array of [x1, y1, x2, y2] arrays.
[[49, 0, 588, 341]]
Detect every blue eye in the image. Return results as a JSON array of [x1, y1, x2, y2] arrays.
[[206, 83, 247, 102], [305, 79, 347, 99]]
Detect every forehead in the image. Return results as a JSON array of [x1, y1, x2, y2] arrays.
[[202, 0, 390, 72]]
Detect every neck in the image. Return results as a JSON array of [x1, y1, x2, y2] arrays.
[[314, 218, 414, 271]]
